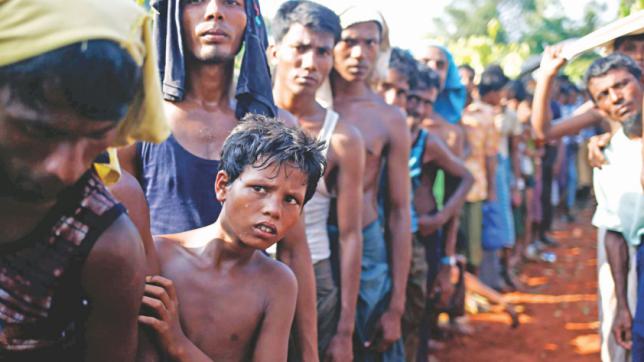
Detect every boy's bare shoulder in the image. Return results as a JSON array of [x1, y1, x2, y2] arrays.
[[252, 253, 298, 294]]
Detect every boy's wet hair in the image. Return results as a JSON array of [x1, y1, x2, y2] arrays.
[[413, 63, 440, 92], [220, 114, 326, 204], [389, 47, 418, 88], [0, 40, 141, 122], [504, 79, 528, 102], [272, 0, 341, 44], [478, 65, 509, 96], [584, 53, 642, 102]]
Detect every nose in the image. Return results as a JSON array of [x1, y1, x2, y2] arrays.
[[301, 50, 316, 71], [204, 0, 224, 21], [42, 140, 89, 186], [350, 44, 364, 59], [262, 195, 281, 221], [608, 87, 623, 104]]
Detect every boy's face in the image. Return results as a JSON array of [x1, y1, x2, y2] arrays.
[[616, 37, 644, 71], [587, 67, 643, 123], [0, 88, 119, 204], [406, 87, 435, 128], [271, 23, 335, 97], [215, 161, 308, 250], [182, 0, 247, 63], [377, 68, 409, 109], [333, 21, 381, 83]]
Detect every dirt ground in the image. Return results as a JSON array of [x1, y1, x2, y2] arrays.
[[435, 208, 601, 362]]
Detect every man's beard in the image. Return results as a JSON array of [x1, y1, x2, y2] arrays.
[[622, 111, 643, 138]]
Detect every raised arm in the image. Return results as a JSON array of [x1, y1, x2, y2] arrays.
[[276, 219, 319, 362], [531, 46, 567, 142], [324, 125, 365, 360], [253, 266, 298, 362], [82, 215, 146, 362]]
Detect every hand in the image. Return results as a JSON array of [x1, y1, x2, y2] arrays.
[[612, 306, 633, 350], [365, 309, 402, 353], [418, 212, 447, 236], [138, 275, 188, 360], [432, 265, 455, 306], [324, 333, 353, 362], [539, 46, 567, 78], [587, 132, 611, 168]]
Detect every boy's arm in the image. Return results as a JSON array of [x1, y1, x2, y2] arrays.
[[117, 144, 140, 180], [276, 221, 319, 362], [531, 46, 567, 142], [82, 215, 146, 362], [253, 267, 298, 362], [605, 231, 633, 350], [370, 110, 412, 352], [324, 125, 365, 360]]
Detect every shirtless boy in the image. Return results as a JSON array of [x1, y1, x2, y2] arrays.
[[330, 7, 412, 361], [270, 1, 365, 360], [139, 115, 325, 361]]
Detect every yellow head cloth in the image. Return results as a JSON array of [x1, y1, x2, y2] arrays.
[[0, 0, 169, 147]]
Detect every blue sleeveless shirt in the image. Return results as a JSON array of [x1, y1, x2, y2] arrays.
[[138, 135, 222, 235], [409, 129, 428, 233]]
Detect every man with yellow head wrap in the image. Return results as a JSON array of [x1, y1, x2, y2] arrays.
[[0, 0, 167, 360], [328, 5, 411, 361]]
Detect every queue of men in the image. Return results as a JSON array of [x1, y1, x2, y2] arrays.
[[1, 0, 644, 361]]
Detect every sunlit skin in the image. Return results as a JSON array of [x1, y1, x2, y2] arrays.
[[331, 19, 412, 355], [377, 68, 410, 110], [419, 46, 449, 91], [271, 22, 366, 361], [182, 0, 246, 63], [143, 162, 305, 361], [587, 68, 643, 123], [333, 22, 381, 83]]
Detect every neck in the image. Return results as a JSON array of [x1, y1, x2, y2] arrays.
[[185, 59, 234, 109], [331, 72, 372, 99], [208, 220, 256, 267], [0, 197, 53, 243], [273, 83, 320, 119]]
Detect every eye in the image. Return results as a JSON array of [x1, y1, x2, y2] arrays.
[[285, 195, 301, 206], [224, 0, 241, 6], [295, 45, 307, 53], [342, 39, 358, 47], [252, 185, 267, 193], [182, 0, 204, 4]]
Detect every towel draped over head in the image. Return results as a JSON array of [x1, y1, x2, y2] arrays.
[[0, 0, 169, 147], [152, 0, 277, 119], [426, 44, 467, 125]]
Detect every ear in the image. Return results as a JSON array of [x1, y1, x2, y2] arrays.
[[214, 170, 230, 203], [267, 43, 279, 67]]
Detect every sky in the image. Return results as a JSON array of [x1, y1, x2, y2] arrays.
[[261, 0, 620, 52]]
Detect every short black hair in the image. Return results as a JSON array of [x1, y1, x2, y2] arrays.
[[413, 63, 440, 92], [389, 47, 418, 88], [614, 33, 644, 52], [220, 114, 326, 204], [584, 52, 642, 88], [478, 66, 509, 96], [0, 40, 141, 121], [503, 79, 528, 102], [272, 0, 341, 44]]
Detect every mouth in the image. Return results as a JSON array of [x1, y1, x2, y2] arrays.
[[295, 75, 318, 85], [200, 28, 229, 42], [253, 222, 277, 238]]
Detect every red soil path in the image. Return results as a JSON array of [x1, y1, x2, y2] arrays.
[[436, 208, 601, 361]]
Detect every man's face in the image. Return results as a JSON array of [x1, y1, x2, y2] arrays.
[[420, 47, 448, 91], [587, 68, 643, 123], [0, 89, 119, 204], [271, 23, 335, 97], [333, 21, 381, 83], [377, 68, 409, 109], [616, 37, 644, 71], [182, 0, 247, 63], [482, 89, 502, 107], [216, 162, 307, 250], [406, 87, 435, 128]]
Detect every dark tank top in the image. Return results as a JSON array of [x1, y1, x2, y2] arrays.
[[138, 135, 221, 235], [0, 171, 124, 361]]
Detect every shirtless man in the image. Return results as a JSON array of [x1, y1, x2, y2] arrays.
[[0, 0, 158, 358], [139, 116, 325, 361], [400, 64, 474, 361], [269, 1, 365, 360], [118, 1, 318, 358], [330, 7, 411, 360]]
